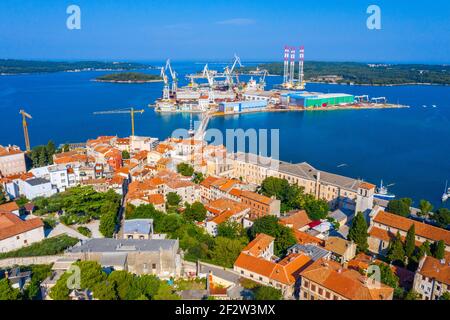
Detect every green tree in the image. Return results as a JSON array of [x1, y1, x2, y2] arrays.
[[299, 194, 329, 220], [76, 261, 107, 290], [217, 220, 244, 238], [108, 270, 139, 300], [260, 177, 303, 212], [0, 185, 7, 204], [387, 232, 405, 266], [440, 292, 450, 300], [49, 272, 72, 300], [0, 279, 21, 300], [15, 196, 29, 208], [348, 212, 369, 253], [93, 281, 118, 300], [250, 216, 296, 256], [177, 163, 194, 177], [404, 225, 416, 258], [121, 150, 130, 159], [209, 237, 246, 268], [184, 202, 207, 222], [99, 211, 117, 237], [62, 144, 70, 152], [431, 208, 450, 228], [404, 290, 420, 300], [418, 200, 433, 217], [153, 282, 180, 300], [192, 172, 204, 184], [253, 286, 282, 300], [166, 192, 181, 206], [387, 198, 412, 217], [431, 240, 445, 260]]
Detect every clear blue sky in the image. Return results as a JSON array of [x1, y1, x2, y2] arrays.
[[0, 0, 449, 63]]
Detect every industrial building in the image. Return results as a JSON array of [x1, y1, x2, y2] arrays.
[[281, 92, 355, 108], [218, 100, 268, 114]]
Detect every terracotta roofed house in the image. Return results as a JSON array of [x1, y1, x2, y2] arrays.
[[0, 211, 45, 252], [368, 210, 450, 256], [299, 258, 394, 300], [413, 253, 450, 300], [234, 233, 312, 298]]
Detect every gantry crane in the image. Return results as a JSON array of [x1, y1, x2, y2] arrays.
[[19, 109, 32, 152], [93, 107, 144, 137]]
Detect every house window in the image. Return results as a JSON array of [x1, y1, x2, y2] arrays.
[[311, 284, 316, 292], [325, 291, 331, 299], [318, 288, 323, 295], [152, 264, 156, 269], [241, 270, 244, 274], [303, 292, 307, 299]]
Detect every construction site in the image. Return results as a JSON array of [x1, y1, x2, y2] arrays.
[[152, 46, 407, 115]]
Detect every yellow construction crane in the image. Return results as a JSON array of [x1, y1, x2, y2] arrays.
[[93, 107, 145, 137], [19, 109, 32, 152]]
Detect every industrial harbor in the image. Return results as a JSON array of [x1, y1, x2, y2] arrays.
[[151, 46, 408, 116]]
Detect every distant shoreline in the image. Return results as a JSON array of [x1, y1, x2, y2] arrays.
[[93, 79, 163, 84]]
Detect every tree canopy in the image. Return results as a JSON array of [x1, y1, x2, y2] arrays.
[[249, 216, 296, 256], [430, 208, 450, 228], [28, 140, 57, 168], [387, 198, 412, 217], [183, 202, 207, 222], [166, 192, 182, 207], [387, 232, 406, 266], [253, 286, 282, 300], [348, 212, 368, 253], [177, 163, 194, 177]]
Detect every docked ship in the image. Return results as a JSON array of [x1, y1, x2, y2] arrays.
[[374, 180, 396, 200]]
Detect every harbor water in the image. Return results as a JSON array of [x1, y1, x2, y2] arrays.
[[0, 62, 449, 208]]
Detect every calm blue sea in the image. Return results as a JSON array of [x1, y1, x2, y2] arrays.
[[0, 62, 449, 208]]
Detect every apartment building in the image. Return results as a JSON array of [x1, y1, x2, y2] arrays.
[[413, 254, 449, 300], [234, 233, 312, 298], [204, 198, 250, 236], [367, 208, 450, 256], [231, 152, 374, 214], [0, 145, 26, 177], [299, 258, 394, 300], [230, 189, 280, 219]]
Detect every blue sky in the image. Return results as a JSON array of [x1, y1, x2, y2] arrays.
[[0, 0, 449, 63]]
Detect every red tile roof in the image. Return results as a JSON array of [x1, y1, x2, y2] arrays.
[[242, 233, 274, 257], [0, 212, 44, 240], [279, 210, 312, 230], [0, 202, 20, 213], [234, 252, 311, 286], [373, 210, 450, 245], [301, 258, 394, 300]]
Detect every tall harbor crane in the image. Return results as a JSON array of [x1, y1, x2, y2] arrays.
[[224, 54, 243, 85], [93, 107, 144, 137], [164, 59, 178, 92], [19, 109, 32, 152]]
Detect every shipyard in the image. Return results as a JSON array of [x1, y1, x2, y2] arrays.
[[152, 46, 408, 116]]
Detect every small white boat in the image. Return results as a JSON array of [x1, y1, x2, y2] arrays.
[[432, 105, 437, 108], [374, 180, 396, 200], [422, 105, 427, 108], [442, 181, 449, 202]]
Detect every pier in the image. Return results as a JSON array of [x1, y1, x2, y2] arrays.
[[194, 113, 211, 140]]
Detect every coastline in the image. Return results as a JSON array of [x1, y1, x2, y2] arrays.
[[93, 79, 164, 84], [209, 103, 409, 117]]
